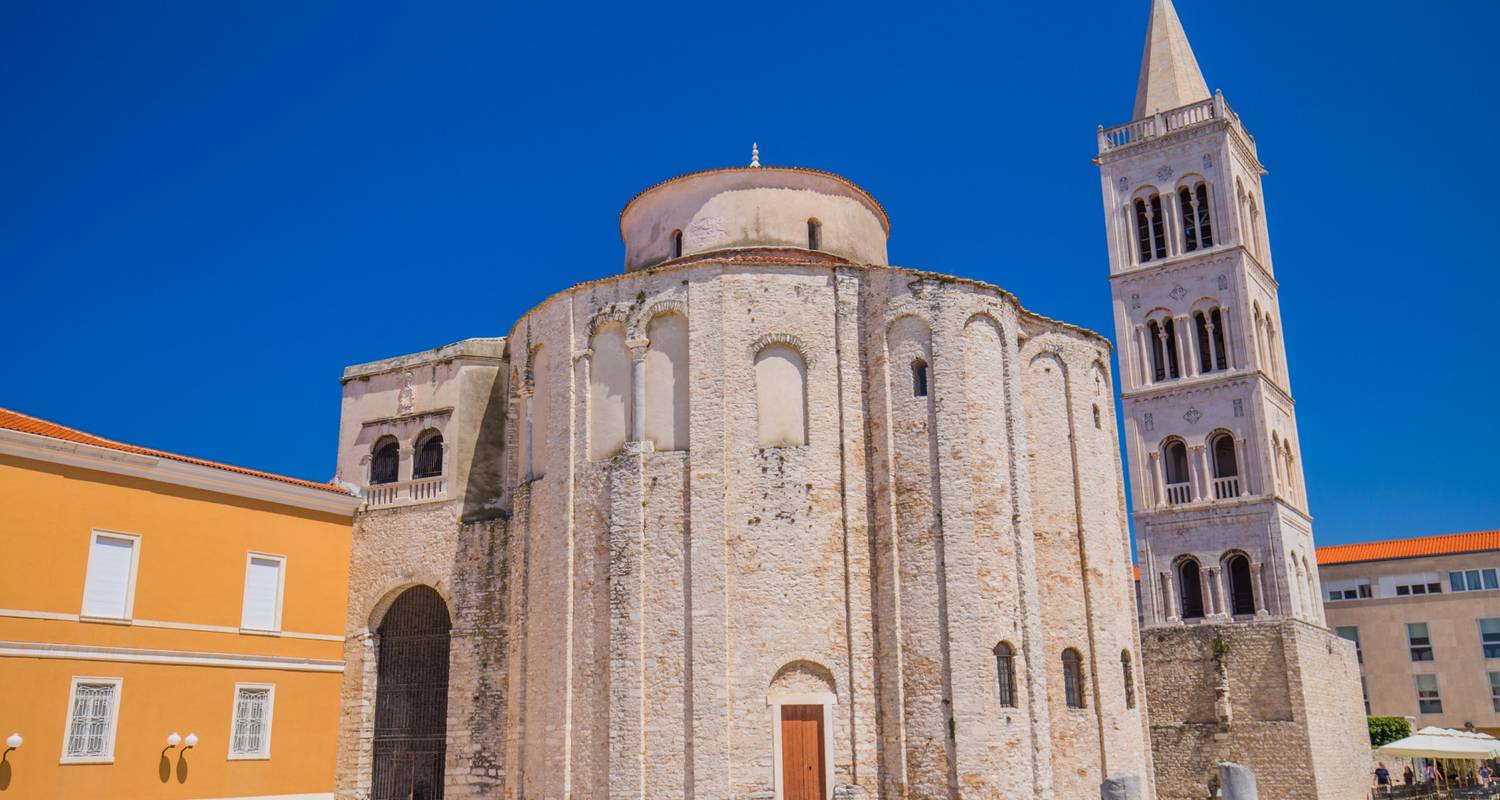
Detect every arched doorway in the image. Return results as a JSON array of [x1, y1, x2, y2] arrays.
[[1225, 554, 1256, 616], [372, 586, 451, 800], [1178, 558, 1205, 620]]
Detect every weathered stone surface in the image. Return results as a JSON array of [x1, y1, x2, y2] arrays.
[[1101, 773, 1144, 800], [1220, 761, 1258, 800]]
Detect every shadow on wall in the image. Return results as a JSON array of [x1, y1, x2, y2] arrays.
[[461, 368, 510, 522], [0, 755, 11, 791]]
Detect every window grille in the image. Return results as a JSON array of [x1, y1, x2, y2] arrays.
[[413, 434, 444, 479], [231, 687, 272, 757], [1062, 649, 1085, 709], [371, 439, 399, 485], [994, 643, 1016, 708], [64, 682, 117, 759]]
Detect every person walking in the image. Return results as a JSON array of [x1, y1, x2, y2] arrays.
[[1403, 764, 1414, 786], [1374, 762, 1391, 795]]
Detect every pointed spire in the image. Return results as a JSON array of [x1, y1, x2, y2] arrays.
[[750, 143, 760, 168], [1133, 0, 1211, 120]]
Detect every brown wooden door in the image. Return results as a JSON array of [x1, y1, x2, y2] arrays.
[[781, 704, 825, 800]]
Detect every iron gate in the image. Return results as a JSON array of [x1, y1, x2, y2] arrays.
[[372, 586, 451, 800]]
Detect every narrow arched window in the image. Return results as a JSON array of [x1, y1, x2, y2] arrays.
[[1226, 554, 1256, 616], [1062, 649, 1085, 709], [1194, 312, 1213, 374], [911, 358, 929, 398], [1179, 187, 1199, 252], [1178, 559, 1205, 619], [671, 229, 683, 259], [994, 642, 1017, 708], [1148, 195, 1167, 259], [1121, 650, 1136, 709], [1163, 318, 1181, 379], [1196, 184, 1214, 246], [1147, 320, 1166, 382], [413, 432, 444, 479], [1210, 433, 1239, 500], [1163, 439, 1191, 504], [1210, 307, 1228, 371], [370, 437, 399, 485], [807, 218, 822, 251], [1134, 200, 1153, 264]]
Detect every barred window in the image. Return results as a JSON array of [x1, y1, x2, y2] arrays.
[[1062, 648, 1086, 709], [413, 432, 444, 479], [994, 642, 1017, 709], [63, 679, 120, 762], [370, 437, 399, 485], [230, 685, 274, 758]]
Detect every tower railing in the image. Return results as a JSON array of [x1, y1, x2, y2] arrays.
[[1165, 482, 1193, 505], [365, 476, 448, 509], [1098, 92, 1252, 155]]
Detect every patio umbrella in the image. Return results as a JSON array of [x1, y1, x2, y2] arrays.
[[1377, 727, 1500, 760]]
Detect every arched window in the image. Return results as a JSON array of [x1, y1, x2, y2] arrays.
[[807, 218, 822, 251], [1133, 195, 1168, 263], [671, 229, 683, 259], [1179, 187, 1199, 252], [1147, 320, 1167, 382], [1178, 558, 1205, 619], [1209, 307, 1227, 371], [1162, 439, 1192, 505], [1062, 649, 1086, 709], [911, 358, 929, 398], [1133, 199, 1153, 264], [1210, 433, 1239, 499], [1121, 650, 1136, 709], [1225, 553, 1256, 616], [993, 642, 1017, 708], [370, 437, 399, 485], [413, 431, 444, 479], [1149, 195, 1167, 259], [1196, 184, 1214, 247], [755, 343, 807, 447]]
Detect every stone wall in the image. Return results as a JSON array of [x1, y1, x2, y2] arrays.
[[1144, 619, 1369, 800]]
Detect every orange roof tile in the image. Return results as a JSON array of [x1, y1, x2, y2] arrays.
[[1316, 530, 1500, 566], [0, 407, 350, 495]]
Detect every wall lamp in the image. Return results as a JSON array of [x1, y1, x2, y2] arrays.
[[184, 733, 198, 750], [166, 732, 181, 749], [4, 732, 20, 754]]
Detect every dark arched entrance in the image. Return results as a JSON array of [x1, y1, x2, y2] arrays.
[[1226, 555, 1256, 616], [372, 586, 451, 800]]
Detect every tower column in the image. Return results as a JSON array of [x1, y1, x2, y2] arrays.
[[1162, 185, 1183, 256], [1161, 570, 1179, 623], [1149, 451, 1165, 508], [1135, 324, 1150, 386], [1191, 444, 1210, 502], [1233, 436, 1249, 496], [1183, 314, 1202, 377], [627, 338, 649, 442], [1173, 315, 1191, 379], [1251, 561, 1268, 615]]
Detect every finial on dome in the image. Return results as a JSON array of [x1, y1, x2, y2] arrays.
[[750, 143, 760, 168]]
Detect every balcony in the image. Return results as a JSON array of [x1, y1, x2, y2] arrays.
[[1165, 482, 1193, 505], [1212, 476, 1241, 500], [1098, 93, 1254, 155], [365, 476, 448, 509]]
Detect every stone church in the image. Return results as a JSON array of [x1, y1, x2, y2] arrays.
[[329, 2, 1366, 798]]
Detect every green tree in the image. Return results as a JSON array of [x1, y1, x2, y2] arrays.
[[1369, 716, 1412, 748]]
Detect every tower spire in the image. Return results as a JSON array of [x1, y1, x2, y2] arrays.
[[1133, 0, 1211, 120]]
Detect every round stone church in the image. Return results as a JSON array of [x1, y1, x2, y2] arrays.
[[330, 160, 1149, 800]]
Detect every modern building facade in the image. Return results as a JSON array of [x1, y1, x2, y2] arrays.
[[1096, 0, 1369, 797], [1319, 530, 1500, 736], [0, 408, 358, 799]]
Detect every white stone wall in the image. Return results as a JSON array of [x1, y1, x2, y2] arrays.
[[335, 258, 1151, 799]]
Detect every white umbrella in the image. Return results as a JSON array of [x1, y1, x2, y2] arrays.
[[1377, 727, 1500, 760]]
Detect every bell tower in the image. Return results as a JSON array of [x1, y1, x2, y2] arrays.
[[1096, 0, 1321, 629], [1095, 3, 1371, 798]]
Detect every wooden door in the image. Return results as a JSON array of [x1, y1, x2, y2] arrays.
[[781, 704, 825, 800]]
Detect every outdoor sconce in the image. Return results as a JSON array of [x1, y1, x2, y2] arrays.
[[4, 732, 19, 753], [165, 732, 181, 749], [184, 733, 198, 750]]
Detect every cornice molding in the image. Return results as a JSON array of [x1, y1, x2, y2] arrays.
[[0, 429, 360, 516], [0, 640, 343, 673], [1111, 245, 1277, 292]]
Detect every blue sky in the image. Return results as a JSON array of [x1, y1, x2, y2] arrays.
[[3, 1, 1496, 545]]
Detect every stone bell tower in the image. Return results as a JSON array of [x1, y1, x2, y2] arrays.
[[1094, 1, 1369, 797]]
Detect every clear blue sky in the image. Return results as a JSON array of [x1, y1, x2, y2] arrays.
[[3, 1, 1496, 546]]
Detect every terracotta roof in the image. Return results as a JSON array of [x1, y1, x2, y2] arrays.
[[0, 407, 350, 495], [1316, 530, 1500, 566]]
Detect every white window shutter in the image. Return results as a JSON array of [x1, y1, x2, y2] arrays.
[[82, 537, 134, 618], [241, 557, 281, 631]]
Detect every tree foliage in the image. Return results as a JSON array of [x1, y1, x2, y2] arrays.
[[1369, 716, 1412, 748]]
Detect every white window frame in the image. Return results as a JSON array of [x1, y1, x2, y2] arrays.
[[239, 552, 286, 634], [227, 682, 276, 760], [79, 530, 141, 622], [59, 676, 123, 764]]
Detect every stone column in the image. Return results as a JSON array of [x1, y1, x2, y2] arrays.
[[1207, 567, 1225, 619], [1191, 445, 1210, 502], [1161, 189, 1182, 256], [1155, 325, 1171, 380], [1134, 325, 1150, 386], [1183, 315, 1202, 377], [1148, 451, 1165, 508], [1161, 571, 1179, 623], [1250, 561, 1268, 616], [626, 338, 649, 443], [1233, 436, 1249, 496], [519, 386, 535, 479], [1173, 316, 1191, 379], [1204, 317, 1220, 371]]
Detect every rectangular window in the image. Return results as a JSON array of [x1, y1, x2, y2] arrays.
[[1481, 619, 1500, 659], [1491, 673, 1500, 713], [1327, 582, 1373, 602], [1336, 625, 1363, 664], [1448, 569, 1499, 593], [1408, 622, 1434, 662], [61, 677, 122, 763], [1362, 677, 1372, 715], [81, 532, 139, 619], [240, 554, 285, 632], [1415, 674, 1443, 714], [228, 683, 275, 759]]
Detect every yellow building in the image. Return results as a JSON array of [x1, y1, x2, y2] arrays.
[[0, 408, 359, 799]]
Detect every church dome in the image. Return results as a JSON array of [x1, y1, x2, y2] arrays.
[[619, 163, 890, 272]]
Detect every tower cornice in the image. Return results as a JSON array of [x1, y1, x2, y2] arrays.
[[1109, 245, 1278, 293]]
